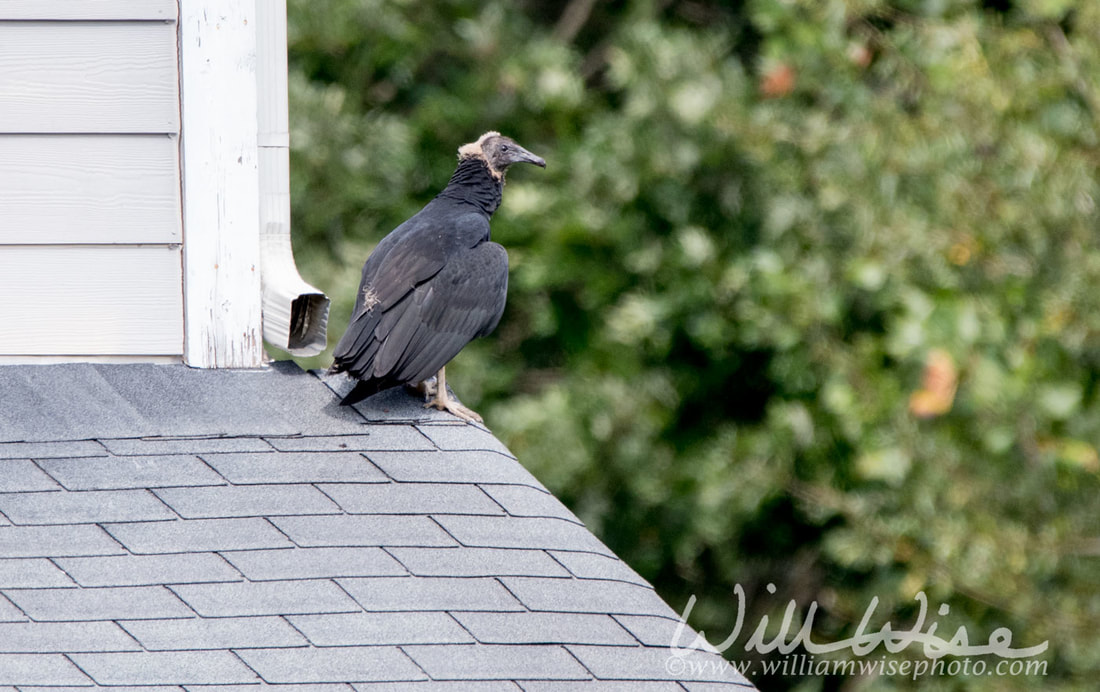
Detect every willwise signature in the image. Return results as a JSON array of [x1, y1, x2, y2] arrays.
[[670, 584, 1049, 660]]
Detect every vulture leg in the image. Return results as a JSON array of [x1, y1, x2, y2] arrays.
[[425, 366, 483, 423], [410, 375, 438, 402]]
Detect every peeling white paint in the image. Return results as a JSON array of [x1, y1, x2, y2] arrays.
[[179, 0, 263, 368]]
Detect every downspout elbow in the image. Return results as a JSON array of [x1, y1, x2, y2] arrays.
[[260, 212, 329, 356]]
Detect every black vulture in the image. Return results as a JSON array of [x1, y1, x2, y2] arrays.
[[328, 131, 546, 422]]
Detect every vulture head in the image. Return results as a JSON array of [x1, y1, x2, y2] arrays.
[[459, 131, 546, 180]]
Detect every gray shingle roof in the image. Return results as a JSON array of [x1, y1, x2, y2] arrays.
[[0, 362, 754, 689]]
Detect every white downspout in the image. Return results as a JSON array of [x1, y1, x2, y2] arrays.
[[256, 0, 329, 356]]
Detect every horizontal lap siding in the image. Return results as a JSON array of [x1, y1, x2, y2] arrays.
[[0, 22, 179, 133], [0, 1, 177, 20], [0, 136, 180, 244], [0, 6, 183, 357], [0, 246, 184, 355]]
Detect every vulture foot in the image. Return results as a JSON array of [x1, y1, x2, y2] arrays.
[[426, 395, 483, 424], [422, 367, 483, 424]]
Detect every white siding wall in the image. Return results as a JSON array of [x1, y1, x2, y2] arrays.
[[0, 2, 183, 358]]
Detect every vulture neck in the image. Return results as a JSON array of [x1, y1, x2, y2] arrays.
[[438, 156, 503, 215]]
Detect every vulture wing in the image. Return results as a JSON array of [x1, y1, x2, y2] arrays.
[[330, 207, 504, 389], [373, 241, 508, 385]]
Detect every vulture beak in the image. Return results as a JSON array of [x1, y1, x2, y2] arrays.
[[512, 144, 546, 168]]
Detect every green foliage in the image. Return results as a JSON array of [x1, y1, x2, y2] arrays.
[[284, 0, 1100, 688]]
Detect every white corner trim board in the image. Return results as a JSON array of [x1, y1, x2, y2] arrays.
[[178, 0, 264, 368]]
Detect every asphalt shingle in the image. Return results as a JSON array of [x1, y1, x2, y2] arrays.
[[0, 364, 142, 443], [338, 576, 525, 612], [200, 451, 388, 484], [354, 683, 523, 692], [366, 451, 544, 487], [25, 687, 184, 692], [500, 577, 678, 618], [453, 612, 637, 646], [0, 441, 106, 460], [289, 611, 473, 646], [416, 424, 516, 456], [519, 682, 690, 691], [0, 559, 74, 588], [273, 515, 456, 548], [0, 654, 92, 685], [119, 616, 307, 650], [386, 547, 570, 578], [0, 598, 26, 623], [104, 517, 293, 554], [435, 516, 614, 555], [612, 615, 710, 650], [0, 460, 61, 493], [549, 551, 650, 587], [0, 621, 140, 653], [481, 485, 583, 523], [153, 484, 341, 518], [222, 547, 405, 580], [404, 644, 591, 681], [236, 646, 427, 683], [0, 489, 174, 525], [171, 580, 361, 617], [100, 436, 273, 456], [566, 645, 751, 685], [264, 429, 435, 452], [54, 553, 241, 587], [320, 374, 454, 425], [319, 482, 505, 516], [192, 686, 353, 692], [68, 650, 260, 685], [0, 362, 754, 690], [0, 363, 371, 443], [38, 455, 224, 490], [0, 525, 124, 558], [3, 586, 193, 622]]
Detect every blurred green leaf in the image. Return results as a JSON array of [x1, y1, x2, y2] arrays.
[[284, 0, 1100, 688]]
